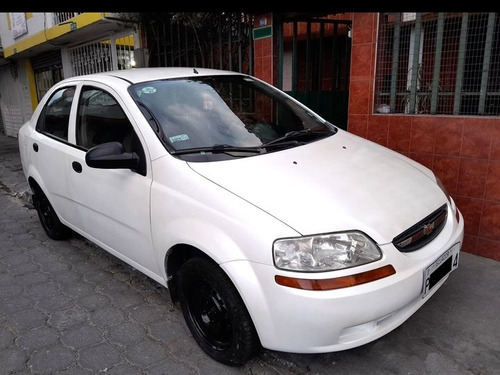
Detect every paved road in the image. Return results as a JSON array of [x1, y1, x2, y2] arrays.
[[1, 134, 500, 374]]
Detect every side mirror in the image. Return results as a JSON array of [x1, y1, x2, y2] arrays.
[[85, 142, 139, 170]]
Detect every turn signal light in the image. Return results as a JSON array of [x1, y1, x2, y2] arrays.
[[275, 264, 396, 291]]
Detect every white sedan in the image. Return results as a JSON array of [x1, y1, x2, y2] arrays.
[[18, 67, 464, 366]]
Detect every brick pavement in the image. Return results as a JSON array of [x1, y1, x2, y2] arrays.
[[1, 133, 500, 375]]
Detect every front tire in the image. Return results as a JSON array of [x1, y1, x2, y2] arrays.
[[32, 185, 72, 240], [176, 256, 260, 366]]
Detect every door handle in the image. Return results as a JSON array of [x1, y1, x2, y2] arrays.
[[72, 161, 82, 173], [33, 143, 39, 152]]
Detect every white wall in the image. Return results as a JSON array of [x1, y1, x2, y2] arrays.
[[0, 62, 33, 137]]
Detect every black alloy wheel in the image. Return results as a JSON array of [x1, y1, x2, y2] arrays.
[[176, 256, 260, 366], [32, 186, 71, 240]]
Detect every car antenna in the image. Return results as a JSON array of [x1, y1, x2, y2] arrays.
[[193, 68, 199, 74]]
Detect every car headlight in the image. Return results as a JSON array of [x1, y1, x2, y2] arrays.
[[273, 231, 382, 272]]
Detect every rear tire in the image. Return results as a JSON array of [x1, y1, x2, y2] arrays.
[[32, 185, 72, 240], [176, 256, 260, 366]]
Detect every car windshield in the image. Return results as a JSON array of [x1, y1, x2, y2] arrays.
[[129, 74, 336, 161]]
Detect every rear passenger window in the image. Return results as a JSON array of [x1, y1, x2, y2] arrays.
[[76, 86, 134, 151], [36, 86, 75, 141]]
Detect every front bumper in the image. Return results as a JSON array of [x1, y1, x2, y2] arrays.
[[222, 209, 464, 353]]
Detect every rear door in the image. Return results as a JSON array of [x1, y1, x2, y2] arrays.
[[31, 85, 78, 224]]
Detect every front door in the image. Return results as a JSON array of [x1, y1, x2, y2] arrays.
[[65, 83, 159, 278]]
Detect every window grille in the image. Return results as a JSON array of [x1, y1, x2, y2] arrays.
[[34, 68, 63, 102], [374, 12, 500, 116], [115, 35, 136, 70], [68, 34, 135, 76], [53, 13, 82, 25]]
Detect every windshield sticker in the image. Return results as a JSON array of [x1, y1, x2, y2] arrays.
[[141, 86, 157, 94], [169, 134, 190, 143]]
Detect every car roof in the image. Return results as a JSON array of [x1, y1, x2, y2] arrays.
[[64, 67, 243, 85]]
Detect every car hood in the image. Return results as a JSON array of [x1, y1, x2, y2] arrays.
[[187, 130, 448, 244]]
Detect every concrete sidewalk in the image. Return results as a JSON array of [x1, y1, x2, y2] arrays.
[[1, 132, 500, 374]]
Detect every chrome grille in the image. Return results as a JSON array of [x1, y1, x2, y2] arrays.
[[393, 204, 448, 252]]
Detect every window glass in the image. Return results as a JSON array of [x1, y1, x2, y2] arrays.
[[36, 86, 75, 140], [130, 75, 332, 152], [76, 86, 135, 151]]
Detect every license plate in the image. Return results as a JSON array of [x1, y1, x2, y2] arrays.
[[422, 243, 460, 297]]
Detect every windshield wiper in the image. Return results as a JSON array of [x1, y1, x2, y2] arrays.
[[261, 128, 333, 147], [171, 127, 337, 156], [171, 144, 264, 156]]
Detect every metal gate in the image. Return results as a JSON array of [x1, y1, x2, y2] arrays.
[[141, 12, 254, 74], [276, 15, 352, 130], [31, 50, 63, 102]]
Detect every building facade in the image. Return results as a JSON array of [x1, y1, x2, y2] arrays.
[[0, 12, 141, 137]]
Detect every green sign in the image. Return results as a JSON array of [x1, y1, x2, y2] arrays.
[[253, 25, 272, 40]]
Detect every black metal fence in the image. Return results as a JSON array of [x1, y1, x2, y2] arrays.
[[141, 13, 254, 75], [375, 12, 500, 116]]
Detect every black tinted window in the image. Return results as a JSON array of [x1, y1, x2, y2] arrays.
[[36, 86, 75, 141]]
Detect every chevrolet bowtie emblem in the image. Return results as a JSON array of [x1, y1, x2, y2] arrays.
[[422, 222, 435, 236]]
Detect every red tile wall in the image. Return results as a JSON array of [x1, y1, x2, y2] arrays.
[[253, 14, 278, 87], [350, 13, 500, 260]]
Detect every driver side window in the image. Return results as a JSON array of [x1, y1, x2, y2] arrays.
[[76, 86, 134, 152], [76, 86, 147, 176]]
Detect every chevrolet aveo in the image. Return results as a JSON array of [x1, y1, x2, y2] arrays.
[[18, 67, 464, 366]]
